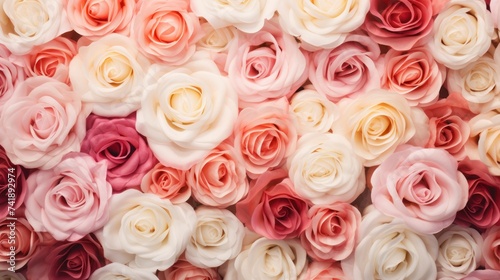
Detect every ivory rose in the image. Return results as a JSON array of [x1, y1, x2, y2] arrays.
[[0, 218, 41, 271], [159, 259, 221, 280], [141, 163, 190, 204], [0, 272, 26, 280], [136, 57, 238, 170], [0, 45, 24, 108], [289, 88, 338, 135], [467, 111, 500, 176], [90, 263, 159, 280], [482, 226, 500, 270]]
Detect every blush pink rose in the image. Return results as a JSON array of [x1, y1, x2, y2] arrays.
[[309, 33, 380, 102], [371, 145, 469, 234], [380, 47, 445, 106], [233, 99, 297, 177], [24, 153, 112, 241], [81, 114, 157, 192], [0, 146, 27, 221], [463, 269, 500, 280], [187, 142, 249, 208], [482, 226, 500, 270], [299, 261, 346, 280], [0, 45, 25, 108], [491, 0, 500, 28], [0, 218, 42, 271], [236, 169, 310, 240], [140, 162, 190, 204], [301, 203, 361, 261], [364, 0, 435, 50], [158, 259, 221, 280], [64, 0, 136, 39], [225, 20, 308, 107], [132, 0, 202, 65], [455, 158, 500, 229]]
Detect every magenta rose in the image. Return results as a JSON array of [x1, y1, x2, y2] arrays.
[[81, 114, 157, 192], [236, 169, 310, 240], [0, 217, 42, 271], [0, 45, 25, 108], [371, 145, 469, 234], [364, 0, 435, 50], [27, 234, 105, 280], [158, 259, 221, 280], [141, 162, 190, 204], [455, 158, 500, 229], [0, 146, 26, 221], [483, 226, 500, 270], [300, 261, 346, 280]]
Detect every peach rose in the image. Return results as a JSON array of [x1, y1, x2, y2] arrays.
[[159, 259, 220, 280], [0, 218, 42, 271], [140, 162, 190, 204], [299, 261, 346, 280], [482, 226, 500, 270]]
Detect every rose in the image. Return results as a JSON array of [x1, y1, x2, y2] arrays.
[[0, 218, 41, 271], [0, 272, 26, 280], [380, 47, 445, 106], [483, 226, 500, 270], [277, 0, 369, 49], [190, 0, 277, 33], [69, 34, 150, 117], [300, 203, 361, 261], [185, 206, 244, 268], [467, 111, 500, 176], [141, 163, 190, 204], [0, 76, 88, 169], [97, 189, 196, 271], [27, 234, 105, 280], [492, 0, 500, 28], [289, 88, 338, 135], [455, 158, 500, 229], [308, 34, 380, 102], [233, 99, 297, 177], [225, 20, 308, 106], [64, 0, 136, 39], [90, 263, 159, 280], [299, 261, 346, 280], [0, 0, 71, 55], [364, 0, 434, 50], [334, 90, 416, 166], [197, 21, 239, 73], [436, 225, 483, 279], [24, 152, 112, 241], [0, 146, 26, 221], [371, 145, 469, 234], [132, 0, 202, 65], [236, 169, 309, 240], [159, 259, 220, 280], [136, 57, 238, 170], [287, 133, 365, 204], [427, 0, 494, 70], [463, 269, 500, 280], [0, 45, 24, 108], [81, 114, 157, 192], [187, 143, 249, 207]]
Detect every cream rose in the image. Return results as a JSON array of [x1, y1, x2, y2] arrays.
[[69, 34, 150, 117], [185, 206, 244, 268], [428, 0, 494, 70], [197, 21, 238, 53], [97, 189, 196, 272], [289, 88, 338, 135], [90, 263, 159, 280], [136, 55, 238, 170], [287, 133, 365, 204], [467, 111, 500, 175], [277, 0, 370, 49]]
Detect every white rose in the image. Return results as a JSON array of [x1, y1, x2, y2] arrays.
[[289, 88, 338, 135], [69, 34, 150, 117], [466, 111, 500, 175], [197, 21, 238, 53], [287, 133, 365, 204], [190, 0, 277, 33], [0, 0, 71, 55], [90, 263, 159, 280], [436, 225, 483, 279], [428, 0, 494, 70], [277, 0, 370, 49], [0, 271, 26, 280], [185, 206, 244, 268], [136, 55, 238, 170], [97, 189, 196, 272]]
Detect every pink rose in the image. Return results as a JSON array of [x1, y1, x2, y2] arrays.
[[491, 0, 500, 28], [482, 226, 500, 270], [380, 47, 445, 106], [132, 0, 202, 65], [0, 45, 25, 108], [81, 114, 157, 192], [225, 20, 308, 107], [364, 0, 434, 50], [0, 76, 89, 169], [0, 218, 42, 271], [463, 269, 500, 280], [27, 234, 105, 280], [455, 158, 500, 229], [158, 259, 221, 280], [187, 143, 248, 208], [301, 203, 361, 261], [0, 146, 27, 221], [300, 261, 346, 280], [309, 33, 380, 102], [64, 0, 136, 39], [24, 153, 112, 241], [140, 162, 190, 204], [236, 169, 310, 240], [371, 145, 469, 234]]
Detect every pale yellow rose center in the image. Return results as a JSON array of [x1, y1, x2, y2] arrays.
[[465, 63, 496, 94], [99, 53, 133, 86], [168, 87, 204, 125], [12, 0, 48, 37], [445, 243, 471, 266], [264, 246, 284, 276], [196, 221, 225, 246]]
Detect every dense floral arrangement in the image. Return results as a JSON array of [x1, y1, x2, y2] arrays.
[[2, 0, 500, 279]]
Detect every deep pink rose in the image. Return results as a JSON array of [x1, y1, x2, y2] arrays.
[[0, 45, 25, 108], [236, 169, 310, 240], [158, 259, 221, 280], [301, 203, 361, 261], [0, 146, 27, 221], [483, 226, 500, 270], [0, 217, 42, 271], [364, 0, 434, 50], [27, 234, 105, 280], [81, 114, 157, 192], [463, 269, 500, 280], [300, 261, 346, 280], [140, 162, 190, 204], [371, 145, 469, 234], [309, 33, 380, 102], [455, 158, 500, 229]]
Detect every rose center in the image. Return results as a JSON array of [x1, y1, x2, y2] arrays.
[[12, 0, 48, 37], [100, 54, 133, 86], [86, 0, 110, 21], [446, 244, 470, 266], [168, 87, 204, 124], [155, 12, 185, 43]]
